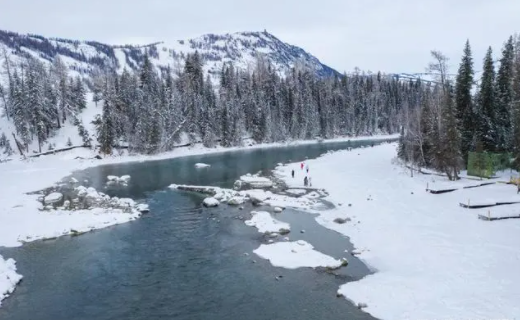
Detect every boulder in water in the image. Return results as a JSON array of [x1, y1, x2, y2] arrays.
[[203, 197, 220, 207], [228, 197, 245, 205]]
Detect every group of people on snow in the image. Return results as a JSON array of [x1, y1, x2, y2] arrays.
[[291, 162, 311, 187]]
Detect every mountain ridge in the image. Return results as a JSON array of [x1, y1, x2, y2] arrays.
[[0, 29, 341, 80]]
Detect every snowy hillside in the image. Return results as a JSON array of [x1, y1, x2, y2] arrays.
[[0, 29, 340, 80], [0, 29, 344, 158]]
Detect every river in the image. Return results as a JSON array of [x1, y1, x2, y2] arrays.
[[0, 139, 390, 320]]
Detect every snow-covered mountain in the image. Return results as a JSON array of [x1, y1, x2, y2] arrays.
[[0, 29, 343, 157], [0, 29, 340, 80]]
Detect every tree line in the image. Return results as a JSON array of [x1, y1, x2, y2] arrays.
[[398, 35, 520, 180], [0, 51, 88, 155], [94, 53, 424, 155], [2, 42, 471, 160]]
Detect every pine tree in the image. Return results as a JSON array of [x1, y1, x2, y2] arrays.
[[0, 132, 14, 157], [51, 56, 68, 126], [440, 83, 462, 180], [26, 59, 51, 153], [455, 40, 475, 163], [495, 36, 515, 152], [511, 36, 520, 169], [476, 47, 497, 152], [397, 126, 406, 159], [99, 96, 114, 155], [11, 70, 31, 151]]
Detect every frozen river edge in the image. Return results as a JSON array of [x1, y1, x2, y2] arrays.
[[0, 134, 396, 308]]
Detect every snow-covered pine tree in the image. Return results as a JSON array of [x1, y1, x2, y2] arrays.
[[201, 74, 217, 147], [477, 47, 497, 152], [0, 84, 7, 120], [495, 36, 515, 152], [72, 76, 87, 111], [455, 40, 475, 163], [11, 70, 31, 151], [511, 35, 520, 169], [97, 75, 119, 155], [0, 132, 11, 157], [440, 83, 462, 180], [98, 95, 114, 155], [26, 59, 52, 153], [51, 56, 68, 127]]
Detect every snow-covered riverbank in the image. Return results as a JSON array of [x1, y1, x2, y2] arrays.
[[0, 134, 396, 306], [273, 142, 520, 319]]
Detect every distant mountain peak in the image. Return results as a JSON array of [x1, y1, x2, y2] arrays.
[[0, 29, 341, 80]]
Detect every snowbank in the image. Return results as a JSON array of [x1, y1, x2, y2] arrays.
[[253, 240, 344, 269], [245, 211, 290, 234], [285, 189, 307, 196], [0, 255, 22, 307], [274, 142, 520, 319]]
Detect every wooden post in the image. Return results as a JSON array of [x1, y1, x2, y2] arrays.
[[488, 210, 490, 220], [468, 199, 470, 207]]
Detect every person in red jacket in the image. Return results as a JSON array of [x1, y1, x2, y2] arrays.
[[300, 162, 304, 170]]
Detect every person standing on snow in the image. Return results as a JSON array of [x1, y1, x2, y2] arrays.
[[304, 176, 308, 187], [291, 169, 295, 178], [301, 162, 304, 170], [306, 164, 309, 173], [309, 177, 312, 187]]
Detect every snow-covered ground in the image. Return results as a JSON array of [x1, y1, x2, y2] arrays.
[[254, 240, 345, 270], [0, 134, 395, 307], [245, 211, 290, 234], [273, 143, 520, 319]]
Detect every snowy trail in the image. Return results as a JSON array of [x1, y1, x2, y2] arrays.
[[275, 143, 520, 320]]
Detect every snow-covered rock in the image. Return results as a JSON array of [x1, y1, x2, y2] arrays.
[[117, 198, 135, 208], [239, 174, 274, 188], [106, 175, 131, 185], [203, 197, 220, 207], [43, 192, 63, 205], [194, 163, 211, 168], [245, 211, 290, 235], [246, 189, 270, 205], [75, 186, 88, 197], [253, 240, 343, 270], [228, 197, 246, 205], [274, 207, 283, 213], [172, 184, 318, 211], [137, 203, 150, 213], [233, 180, 245, 190]]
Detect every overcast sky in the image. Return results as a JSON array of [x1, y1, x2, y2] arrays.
[[0, 0, 518, 75]]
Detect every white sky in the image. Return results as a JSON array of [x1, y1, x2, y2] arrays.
[[0, 0, 518, 75]]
